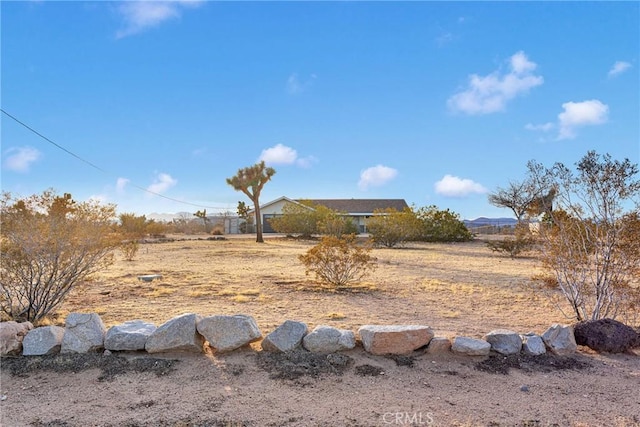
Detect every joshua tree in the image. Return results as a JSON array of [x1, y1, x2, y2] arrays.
[[226, 161, 276, 243]]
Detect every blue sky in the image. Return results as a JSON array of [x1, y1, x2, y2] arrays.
[[2, 1, 638, 220]]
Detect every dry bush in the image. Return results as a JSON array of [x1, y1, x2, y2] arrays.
[[486, 223, 537, 258], [298, 235, 377, 288], [1, 191, 119, 323], [120, 240, 140, 261]]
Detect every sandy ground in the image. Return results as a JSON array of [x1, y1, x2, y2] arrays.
[[1, 346, 639, 427], [1, 236, 639, 426]]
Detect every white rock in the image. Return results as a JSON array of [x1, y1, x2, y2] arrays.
[[105, 320, 157, 351], [303, 325, 355, 353], [261, 320, 308, 352], [451, 336, 491, 356], [197, 314, 262, 353], [542, 324, 577, 356], [484, 329, 522, 355], [521, 333, 546, 356], [61, 313, 106, 354], [145, 313, 204, 354], [23, 326, 65, 356]]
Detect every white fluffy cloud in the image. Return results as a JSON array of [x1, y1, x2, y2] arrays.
[[259, 144, 315, 168], [434, 175, 487, 197], [3, 146, 42, 172], [558, 100, 609, 140], [147, 172, 177, 194], [447, 51, 543, 115], [358, 165, 398, 190], [259, 144, 298, 165], [116, 0, 202, 39], [608, 61, 631, 78]]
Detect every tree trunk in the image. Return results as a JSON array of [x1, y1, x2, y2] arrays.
[[254, 198, 264, 243]]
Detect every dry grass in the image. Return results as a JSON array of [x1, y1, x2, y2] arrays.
[[58, 235, 571, 336]]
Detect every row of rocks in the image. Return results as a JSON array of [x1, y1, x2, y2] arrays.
[[0, 312, 578, 358]]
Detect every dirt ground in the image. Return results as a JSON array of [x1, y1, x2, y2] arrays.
[[1, 235, 639, 426]]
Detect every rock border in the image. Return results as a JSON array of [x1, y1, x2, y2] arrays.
[[0, 314, 584, 360]]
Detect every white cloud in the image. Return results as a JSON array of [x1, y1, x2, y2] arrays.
[[286, 73, 316, 95], [447, 51, 543, 115], [116, 0, 202, 39], [434, 175, 487, 197], [608, 61, 631, 78], [147, 172, 177, 195], [259, 144, 298, 165], [557, 100, 609, 140], [3, 146, 42, 172], [259, 143, 315, 168], [358, 165, 398, 190], [116, 177, 130, 192], [525, 122, 555, 132]]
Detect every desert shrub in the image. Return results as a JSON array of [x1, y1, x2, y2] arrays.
[[298, 235, 377, 288], [366, 208, 421, 248], [118, 212, 168, 237], [414, 206, 473, 242], [318, 212, 359, 238], [269, 200, 357, 239], [1, 191, 120, 323], [120, 240, 140, 261], [528, 151, 640, 322], [486, 223, 537, 258], [269, 200, 318, 238]]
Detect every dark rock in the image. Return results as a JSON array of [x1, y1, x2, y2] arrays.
[[573, 318, 639, 353]]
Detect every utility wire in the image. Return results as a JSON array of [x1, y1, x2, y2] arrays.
[[1, 108, 232, 211]]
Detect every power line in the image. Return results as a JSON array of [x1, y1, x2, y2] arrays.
[[1, 108, 233, 211]]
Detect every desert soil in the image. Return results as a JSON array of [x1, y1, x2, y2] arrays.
[[1, 235, 639, 427]]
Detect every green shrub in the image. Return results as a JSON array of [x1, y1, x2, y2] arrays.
[[414, 206, 472, 242], [366, 208, 420, 248]]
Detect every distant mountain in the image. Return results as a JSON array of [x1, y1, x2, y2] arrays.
[[463, 217, 517, 228]]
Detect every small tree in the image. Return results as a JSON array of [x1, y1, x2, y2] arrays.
[[1, 191, 120, 323], [236, 201, 253, 233], [414, 206, 473, 242], [226, 161, 276, 243], [488, 180, 544, 223], [268, 200, 318, 238], [529, 151, 640, 322], [194, 209, 212, 234], [366, 207, 420, 248], [299, 235, 377, 288]]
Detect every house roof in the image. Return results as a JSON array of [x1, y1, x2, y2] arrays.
[[298, 199, 409, 214], [252, 196, 409, 215]]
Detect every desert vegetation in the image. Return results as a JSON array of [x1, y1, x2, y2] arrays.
[[1, 151, 638, 334]]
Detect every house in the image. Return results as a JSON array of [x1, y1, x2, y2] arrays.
[[252, 196, 409, 233]]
